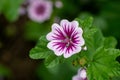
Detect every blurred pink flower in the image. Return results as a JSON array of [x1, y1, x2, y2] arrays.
[[46, 19, 85, 58], [27, 0, 52, 23], [55, 1, 63, 8], [72, 68, 87, 80]]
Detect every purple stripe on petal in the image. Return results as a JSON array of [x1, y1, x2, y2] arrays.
[[52, 26, 66, 40], [71, 31, 82, 44], [65, 44, 76, 54], [63, 24, 76, 38], [55, 28, 66, 38], [53, 42, 66, 51]]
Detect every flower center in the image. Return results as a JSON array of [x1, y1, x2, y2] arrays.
[[62, 37, 72, 47], [35, 4, 46, 15]]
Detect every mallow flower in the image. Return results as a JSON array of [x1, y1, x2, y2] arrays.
[[72, 68, 87, 80], [46, 19, 85, 58], [27, 0, 52, 23]]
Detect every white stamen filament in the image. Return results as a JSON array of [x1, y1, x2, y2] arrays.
[[61, 37, 72, 47]]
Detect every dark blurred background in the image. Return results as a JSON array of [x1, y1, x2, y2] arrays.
[[0, 0, 120, 80]]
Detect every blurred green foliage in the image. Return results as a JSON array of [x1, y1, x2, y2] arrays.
[[0, 0, 24, 22], [36, 62, 77, 80], [0, 64, 11, 77], [24, 21, 51, 41]]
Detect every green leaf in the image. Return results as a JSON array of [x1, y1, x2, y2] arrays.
[[92, 28, 104, 49], [83, 27, 97, 39], [84, 28, 104, 59], [104, 37, 117, 48], [44, 54, 60, 68], [112, 76, 120, 80], [3, 0, 24, 22], [76, 16, 93, 28], [36, 36, 49, 48], [87, 47, 120, 80], [29, 47, 52, 59], [45, 53, 65, 68], [29, 36, 53, 59], [0, 0, 6, 12]]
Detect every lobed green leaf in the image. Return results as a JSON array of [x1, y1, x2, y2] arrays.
[[87, 47, 120, 80], [29, 36, 53, 59]]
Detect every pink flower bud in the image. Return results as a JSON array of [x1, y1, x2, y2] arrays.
[[72, 68, 87, 80]]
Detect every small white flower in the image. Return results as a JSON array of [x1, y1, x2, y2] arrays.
[[27, 0, 52, 23], [46, 19, 85, 58]]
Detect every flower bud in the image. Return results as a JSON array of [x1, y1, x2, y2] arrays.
[[72, 68, 87, 80]]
